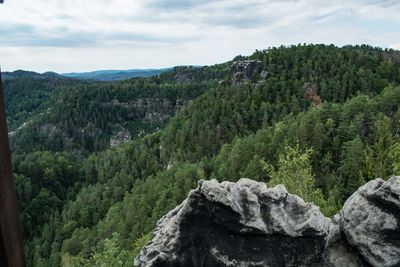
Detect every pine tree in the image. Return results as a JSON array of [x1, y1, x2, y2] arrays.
[[340, 137, 365, 197], [365, 116, 394, 179]]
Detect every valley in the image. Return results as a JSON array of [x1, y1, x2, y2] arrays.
[[4, 44, 400, 266]]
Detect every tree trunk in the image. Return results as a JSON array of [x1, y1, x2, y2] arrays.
[[0, 70, 26, 266]]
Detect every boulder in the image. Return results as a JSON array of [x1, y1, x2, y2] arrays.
[[135, 178, 330, 267], [136, 177, 400, 267], [324, 240, 370, 267], [324, 215, 370, 267], [340, 176, 400, 267]]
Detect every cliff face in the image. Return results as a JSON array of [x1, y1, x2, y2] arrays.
[[135, 177, 400, 267], [229, 60, 266, 84]]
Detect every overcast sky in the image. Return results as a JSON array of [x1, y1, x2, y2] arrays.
[[0, 0, 399, 73]]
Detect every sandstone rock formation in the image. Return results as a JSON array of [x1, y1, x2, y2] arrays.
[[341, 177, 400, 267], [135, 177, 400, 267], [175, 72, 194, 84], [230, 60, 264, 84], [110, 130, 131, 148], [303, 82, 322, 107], [324, 214, 370, 267], [135, 178, 330, 266]]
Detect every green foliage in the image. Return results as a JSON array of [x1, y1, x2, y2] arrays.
[[4, 77, 82, 131], [132, 233, 152, 258], [340, 137, 366, 197], [264, 144, 327, 211], [390, 142, 400, 174], [325, 185, 343, 217], [14, 151, 81, 238], [8, 75, 212, 154], [8, 44, 400, 266], [67, 232, 151, 267], [365, 116, 395, 179]]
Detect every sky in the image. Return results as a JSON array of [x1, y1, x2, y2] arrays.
[[0, 0, 399, 73]]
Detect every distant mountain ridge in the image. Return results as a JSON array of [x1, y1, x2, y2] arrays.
[[62, 68, 171, 81], [2, 68, 172, 81], [2, 70, 65, 80]]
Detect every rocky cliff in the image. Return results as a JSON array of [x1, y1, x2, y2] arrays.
[[135, 177, 400, 267], [230, 60, 266, 84]]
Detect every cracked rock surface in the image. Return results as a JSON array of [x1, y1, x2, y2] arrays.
[[340, 177, 400, 267], [135, 178, 330, 267], [135, 177, 400, 267]]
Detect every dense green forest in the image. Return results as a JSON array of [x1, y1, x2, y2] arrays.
[[4, 76, 84, 131], [5, 44, 400, 266], [7, 66, 226, 154]]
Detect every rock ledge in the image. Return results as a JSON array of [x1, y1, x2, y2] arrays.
[[135, 177, 400, 267]]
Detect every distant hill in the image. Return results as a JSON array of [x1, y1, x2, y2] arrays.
[[62, 68, 171, 81], [2, 70, 65, 80], [2, 68, 171, 82]]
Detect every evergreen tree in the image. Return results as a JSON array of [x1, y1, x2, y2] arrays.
[[340, 137, 366, 197], [263, 144, 327, 211], [365, 116, 394, 179]]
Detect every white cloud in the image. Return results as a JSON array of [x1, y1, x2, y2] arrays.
[[0, 0, 399, 72], [390, 43, 400, 50]]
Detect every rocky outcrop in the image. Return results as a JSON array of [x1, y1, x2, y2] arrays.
[[230, 60, 264, 84], [324, 214, 370, 267], [303, 82, 322, 107], [135, 178, 330, 267], [39, 123, 59, 137], [104, 98, 184, 125], [341, 177, 400, 267], [136, 177, 400, 267], [110, 130, 131, 148], [144, 112, 171, 123], [175, 72, 194, 84]]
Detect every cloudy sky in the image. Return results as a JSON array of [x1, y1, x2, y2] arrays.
[[0, 0, 399, 73]]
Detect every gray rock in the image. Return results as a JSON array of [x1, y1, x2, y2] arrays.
[[39, 123, 59, 137], [144, 112, 170, 123], [230, 60, 263, 84], [136, 177, 400, 267], [175, 72, 194, 84], [81, 122, 102, 138], [340, 176, 400, 267], [110, 130, 131, 148], [327, 214, 341, 246], [324, 215, 370, 267], [135, 178, 330, 267], [325, 240, 370, 267]]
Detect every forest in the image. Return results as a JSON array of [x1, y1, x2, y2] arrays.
[[4, 44, 400, 266]]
